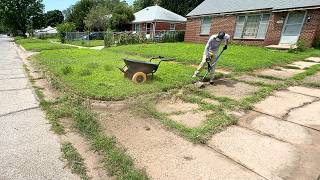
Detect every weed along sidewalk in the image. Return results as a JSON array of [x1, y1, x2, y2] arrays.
[[14, 36, 320, 179]]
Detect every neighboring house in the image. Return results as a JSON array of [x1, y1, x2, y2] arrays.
[[185, 0, 320, 47], [35, 26, 58, 37], [132, 5, 187, 35]]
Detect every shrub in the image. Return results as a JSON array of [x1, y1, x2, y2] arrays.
[[289, 40, 307, 53], [104, 31, 114, 47], [314, 35, 320, 49], [57, 22, 76, 43], [296, 40, 307, 52], [62, 66, 73, 75]]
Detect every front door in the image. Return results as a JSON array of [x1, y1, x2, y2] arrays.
[[280, 11, 306, 45]]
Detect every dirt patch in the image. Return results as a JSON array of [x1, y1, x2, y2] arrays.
[[209, 126, 299, 180], [61, 132, 112, 180], [93, 102, 262, 180], [155, 98, 199, 114], [204, 79, 260, 101], [288, 61, 319, 70], [254, 90, 315, 118], [256, 68, 304, 79], [168, 111, 211, 128], [34, 78, 60, 101], [305, 57, 320, 63], [236, 75, 283, 85]]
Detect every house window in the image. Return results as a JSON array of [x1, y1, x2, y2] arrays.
[[170, 23, 176, 31], [200, 17, 212, 35], [234, 14, 270, 39], [134, 24, 141, 32]]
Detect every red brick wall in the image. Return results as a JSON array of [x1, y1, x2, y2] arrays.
[[184, 16, 236, 43], [154, 22, 186, 31], [299, 9, 320, 47], [264, 12, 287, 45], [184, 9, 320, 47]]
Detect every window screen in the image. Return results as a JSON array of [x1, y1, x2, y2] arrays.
[[234, 14, 270, 39], [134, 24, 141, 32], [200, 17, 212, 35], [170, 23, 176, 31]]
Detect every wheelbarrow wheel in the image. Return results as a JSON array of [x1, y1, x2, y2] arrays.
[[132, 72, 147, 84]]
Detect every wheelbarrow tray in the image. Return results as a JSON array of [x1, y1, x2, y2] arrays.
[[123, 58, 159, 75]]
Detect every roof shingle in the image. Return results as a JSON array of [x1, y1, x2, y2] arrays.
[[187, 0, 320, 17]]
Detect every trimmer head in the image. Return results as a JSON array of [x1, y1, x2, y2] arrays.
[[194, 81, 206, 88]]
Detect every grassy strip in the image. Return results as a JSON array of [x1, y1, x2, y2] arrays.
[[16, 38, 74, 51], [23, 65, 66, 134], [55, 95, 148, 180], [109, 43, 320, 72], [62, 142, 89, 180]]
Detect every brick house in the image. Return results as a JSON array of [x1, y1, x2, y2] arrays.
[[185, 0, 320, 47], [132, 5, 186, 36]]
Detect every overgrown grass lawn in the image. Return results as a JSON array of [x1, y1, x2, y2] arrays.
[[16, 38, 74, 51], [35, 49, 194, 100], [67, 40, 104, 47], [110, 43, 320, 71]]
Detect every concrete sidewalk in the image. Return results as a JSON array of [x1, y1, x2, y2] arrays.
[[0, 36, 78, 180]]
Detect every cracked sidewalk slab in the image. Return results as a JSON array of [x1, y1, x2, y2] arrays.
[[254, 90, 315, 118], [96, 102, 263, 180], [287, 101, 320, 131], [256, 68, 304, 79], [208, 126, 299, 180], [0, 89, 39, 116], [288, 86, 320, 98], [239, 111, 313, 145]]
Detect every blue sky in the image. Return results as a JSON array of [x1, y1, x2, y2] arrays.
[[43, 0, 134, 12]]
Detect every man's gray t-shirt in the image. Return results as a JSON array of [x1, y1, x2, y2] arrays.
[[204, 34, 230, 58]]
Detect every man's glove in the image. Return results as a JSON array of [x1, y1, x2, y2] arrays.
[[223, 45, 228, 51]]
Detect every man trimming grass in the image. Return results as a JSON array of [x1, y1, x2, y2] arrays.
[[193, 31, 230, 84]]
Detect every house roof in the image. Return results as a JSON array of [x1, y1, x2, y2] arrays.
[[133, 5, 187, 23], [187, 0, 320, 17]]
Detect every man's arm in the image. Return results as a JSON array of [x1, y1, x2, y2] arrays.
[[223, 34, 230, 50], [204, 35, 214, 59]]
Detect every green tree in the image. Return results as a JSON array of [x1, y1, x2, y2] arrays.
[[159, 0, 204, 16], [0, 0, 45, 36], [45, 10, 64, 27], [109, 2, 135, 31], [56, 22, 76, 43], [133, 0, 156, 12], [64, 0, 94, 31], [84, 6, 111, 31]]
